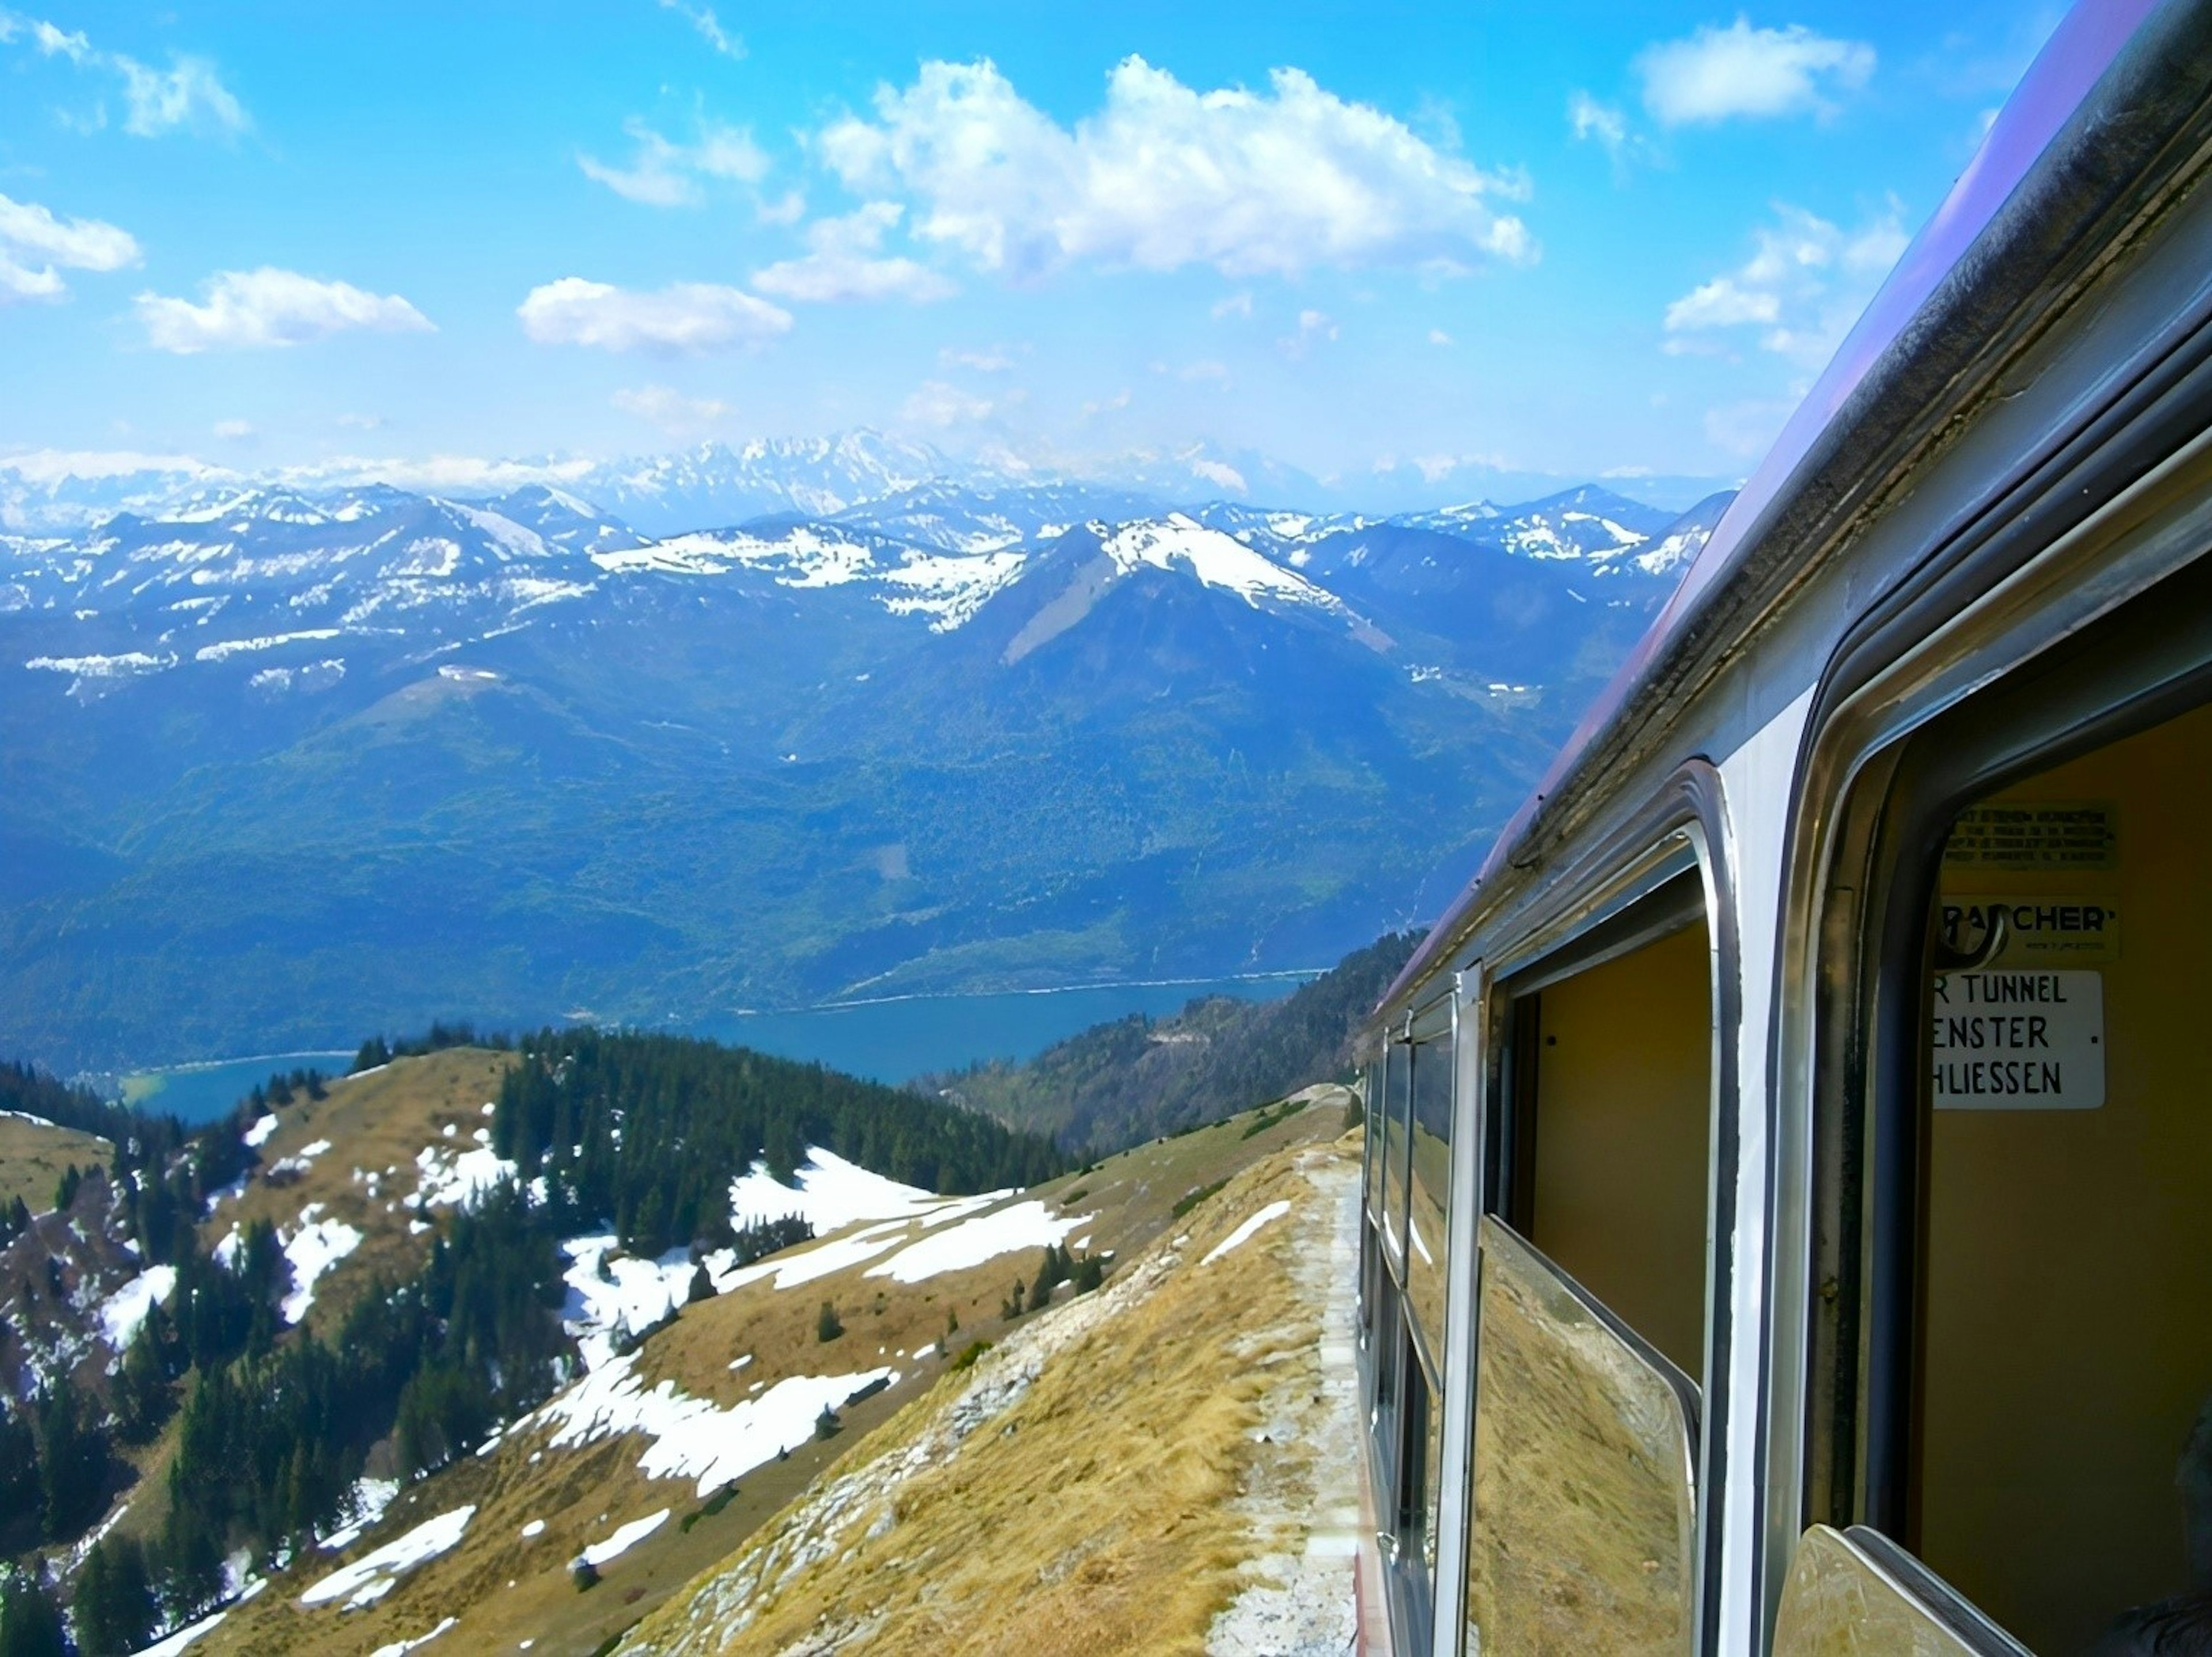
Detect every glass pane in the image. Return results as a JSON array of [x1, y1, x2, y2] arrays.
[[1363, 1057, 1384, 1222], [1406, 1029, 1453, 1361], [1382, 1040, 1411, 1272], [1466, 1216, 1698, 1656], [1772, 1525, 2032, 1656]]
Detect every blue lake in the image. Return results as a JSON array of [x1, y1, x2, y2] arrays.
[[119, 1051, 359, 1124], [698, 975, 1316, 1085], [115, 974, 1315, 1121]]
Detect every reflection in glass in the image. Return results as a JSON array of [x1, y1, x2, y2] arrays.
[[1406, 1028, 1453, 1362], [1382, 1040, 1411, 1271], [1363, 1057, 1385, 1223], [1771, 1525, 2032, 1656], [1466, 1217, 1699, 1655]]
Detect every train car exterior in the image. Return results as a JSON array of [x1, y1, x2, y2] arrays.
[[1355, 3, 2212, 1652]]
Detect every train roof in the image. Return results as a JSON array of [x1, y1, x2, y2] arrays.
[[1374, 0, 2198, 1023]]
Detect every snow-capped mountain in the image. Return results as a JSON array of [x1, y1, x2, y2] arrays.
[[831, 480, 1172, 553], [574, 433, 950, 536], [0, 471, 1729, 1071]]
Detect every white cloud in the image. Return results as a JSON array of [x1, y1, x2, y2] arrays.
[[0, 12, 87, 60], [941, 344, 1013, 372], [579, 117, 767, 207], [1211, 291, 1253, 320], [819, 55, 1534, 280], [752, 202, 957, 303], [137, 268, 432, 352], [1080, 388, 1131, 418], [211, 418, 253, 441], [0, 191, 139, 303], [1637, 20, 1874, 127], [118, 54, 248, 135], [900, 380, 995, 429], [2, 13, 249, 135], [1277, 308, 1339, 359], [517, 277, 791, 354], [1569, 92, 1627, 154], [1428, 328, 1452, 346], [1179, 359, 1231, 385], [612, 384, 734, 434], [658, 0, 743, 60], [1664, 202, 1906, 366]]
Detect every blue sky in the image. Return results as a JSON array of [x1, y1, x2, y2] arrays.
[[0, 1, 2064, 503]]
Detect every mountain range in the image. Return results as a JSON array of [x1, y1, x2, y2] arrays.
[[0, 434, 1733, 1072]]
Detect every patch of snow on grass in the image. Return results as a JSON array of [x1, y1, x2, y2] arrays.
[[1200, 1201, 1292, 1267], [530, 1351, 892, 1499], [130, 1609, 226, 1655], [414, 1143, 517, 1208], [578, 1509, 668, 1568], [281, 1206, 365, 1323], [319, 1477, 400, 1552], [559, 1235, 696, 1369], [729, 1147, 967, 1234], [520, 1519, 546, 1538], [100, 1265, 177, 1348], [300, 1504, 475, 1609], [864, 1199, 1088, 1284], [369, 1616, 457, 1656], [242, 1114, 279, 1148], [715, 1224, 907, 1294]]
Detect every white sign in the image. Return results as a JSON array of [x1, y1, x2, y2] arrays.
[[1931, 970, 2104, 1110]]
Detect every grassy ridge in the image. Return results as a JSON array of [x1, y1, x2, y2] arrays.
[[921, 930, 1416, 1153]]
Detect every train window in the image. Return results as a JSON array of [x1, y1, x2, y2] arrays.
[[1467, 1216, 1700, 1649], [1397, 1334, 1436, 1571], [1507, 900, 1713, 1375], [1900, 701, 2212, 1652], [1363, 1054, 1385, 1227], [1381, 1038, 1412, 1273], [1404, 999, 1453, 1366]]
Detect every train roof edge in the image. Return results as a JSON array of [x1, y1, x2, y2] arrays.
[[1372, 0, 2208, 1025]]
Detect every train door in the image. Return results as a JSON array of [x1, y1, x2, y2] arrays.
[[1464, 860, 1717, 1653], [1784, 551, 2212, 1652]]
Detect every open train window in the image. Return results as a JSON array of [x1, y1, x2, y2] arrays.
[[1499, 871, 1713, 1376], [1805, 553, 2212, 1654], [1465, 860, 1714, 1651]]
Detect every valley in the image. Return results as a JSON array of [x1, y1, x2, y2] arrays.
[[0, 438, 1728, 1076]]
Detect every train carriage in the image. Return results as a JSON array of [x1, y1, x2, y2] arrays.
[[1356, 3, 2212, 1651]]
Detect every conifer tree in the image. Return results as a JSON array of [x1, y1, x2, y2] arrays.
[[816, 1300, 843, 1343], [33, 1386, 103, 1541], [0, 1571, 65, 1657], [73, 1534, 156, 1657], [687, 1262, 715, 1304]]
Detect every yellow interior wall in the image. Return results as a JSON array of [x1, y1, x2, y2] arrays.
[[1921, 700, 2212, 1653], [1531, 919, 1712, 1377]]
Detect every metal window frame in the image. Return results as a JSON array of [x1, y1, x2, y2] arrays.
[[1411, 761, 1740, 1657], [1768, 371, 2212, 1636]]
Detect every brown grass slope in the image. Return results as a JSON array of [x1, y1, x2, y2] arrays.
[[0, 1113, 111, 1215], [184, 1083, 1353, 1657], [619, 1129, 1363, 1657]]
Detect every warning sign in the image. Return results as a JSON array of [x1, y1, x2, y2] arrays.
[[1943, 802, 2116, 870], [1937, 896, 2122, 966], [1931, 970, 2104, 1110]]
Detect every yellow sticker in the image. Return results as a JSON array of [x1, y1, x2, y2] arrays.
[[1942, 801, 2116, 870]]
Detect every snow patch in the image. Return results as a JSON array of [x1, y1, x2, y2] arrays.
[[863, 1200, 1088, 1284], [530, 1350, 892, 1498], [300, 1504, 476, 1609], [242, 1113, 279, 1148], [1201, 1201, 1292, 1267], [578, 1508, 668, 1568], [130, 1609, 227, 1656], [99, 1265, 177, 1348], [370, 1616, 457, 1657], [281, 1206, 365, 1323]]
